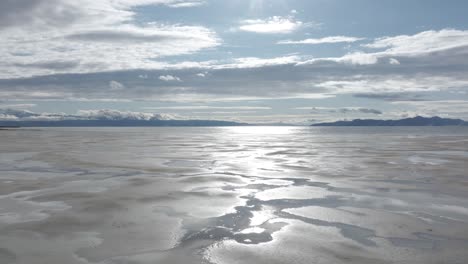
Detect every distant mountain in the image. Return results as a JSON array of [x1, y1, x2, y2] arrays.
[[0, 108, 248, 127], [311, 116, 468, 126], [0, 119, 247, 127]]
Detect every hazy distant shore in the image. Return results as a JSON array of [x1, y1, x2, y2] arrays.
[[1, 116, 467, 127]]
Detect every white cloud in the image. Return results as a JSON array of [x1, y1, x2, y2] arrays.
[[217, 56, 301, 69], [238, 16, 311, 34], [143, 106, 271, 110], [389, 58, 400, 65], [109, 80, 125, 90], [295, 106, 382, 115], [0, 104, 36, 110], [77, 109, 175, 120], [301, 52, 379, 65], [363, 29, 468, 56], [0, 0, 220, 79], [0, 108, 69, 121], [278, 36, 364, 45], [0, 108, 180, 121], [159, 75, 182, 82], [0, 23, 220, 78], [315, 75, 468, 94], [299, 29, 468, 67], [2, 27, 468, 103], [111, 0, 205, 9], [166, 1, 205, 8]]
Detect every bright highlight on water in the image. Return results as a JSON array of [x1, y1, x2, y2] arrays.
[[1, 127, 467, 264]]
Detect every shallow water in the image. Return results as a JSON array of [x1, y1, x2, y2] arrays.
[[1, 127, 468, 264]]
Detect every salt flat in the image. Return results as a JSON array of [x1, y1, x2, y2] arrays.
[[0, 127, 467, 264]]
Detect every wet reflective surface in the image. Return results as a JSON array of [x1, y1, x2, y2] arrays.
[[1, 127, 468, 264]]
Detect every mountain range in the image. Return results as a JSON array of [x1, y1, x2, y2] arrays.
[[312, 116, 468, 126]]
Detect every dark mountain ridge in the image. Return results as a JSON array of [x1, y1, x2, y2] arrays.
[[312, 116, 468, 126]]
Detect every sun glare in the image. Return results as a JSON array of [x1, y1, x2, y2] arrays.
[[225, 126, 297, 135]]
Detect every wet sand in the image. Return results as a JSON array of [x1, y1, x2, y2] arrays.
[[0, 127, 467, 264]]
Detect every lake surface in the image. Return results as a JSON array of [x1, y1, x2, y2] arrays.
[[1, 127, 468, 264]]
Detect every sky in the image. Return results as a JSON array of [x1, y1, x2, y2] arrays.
[[1, 0, 468, 124]]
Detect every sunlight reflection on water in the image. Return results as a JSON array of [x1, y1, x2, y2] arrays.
[[1, 127, 468, 264]]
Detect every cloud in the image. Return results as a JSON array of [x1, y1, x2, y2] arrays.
[[1, 28, 468, 103], [299, 29, 468, 67], [391, 100, 468, 115], [362, 29, 468, 56], [12, 60, 81, 70], [0, 104, 36, 110], [217, 56, 301, 69], [0, 0, 220, 79], [341, 108, 382, 115], [65, 25, 215, 44], [159, 75, 182, 82], [0, 108, 70, 121], [166, 1, 206, 8], [0, 1, 203, 31], [77, 109, 175, 120], [295, 107, 382, 115], [0, 54, 466, 102], [0, 108, 176, 121], [278, 36, 364, 45], [389, 58, 400, 65], [238, 16, 312, 34], [353, 93, 425, 102], [315, 75, 468, 94], [300, 52, 379, 65], [143, 106, 271, 110], [114, 0, 205, 8], [109, 80, 125, 91]]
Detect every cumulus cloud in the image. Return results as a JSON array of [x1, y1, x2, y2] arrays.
[[389, 58, 400, 65], [0, 0, 220, 78], [1, 23, 468, 105], [340, 107, 382, 115], [159, 75, 182, 82], [0, 108, 71, 121], [238, 16, 313, 34], [109, 80, 125, 90], [0, 108, 175, 121], [1, 55, 467, 102], [0, 0, 203, 31], [77, 109, 174, 120], [278, 36, 364, 45], [299, 29, 468, 67]]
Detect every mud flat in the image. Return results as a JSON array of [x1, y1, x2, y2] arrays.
[[1, 127, 468, 264]]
